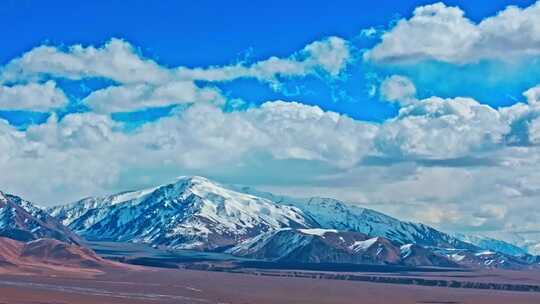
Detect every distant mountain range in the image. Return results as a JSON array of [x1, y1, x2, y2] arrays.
[[459, 231, 540, 256], [42, 176, 539, 269], [227, 228, 460, 268], [0, 191, 81, 244], [1, 176, 538, 270], [49, 176, 475, 250], [0, 191, 122, 273]]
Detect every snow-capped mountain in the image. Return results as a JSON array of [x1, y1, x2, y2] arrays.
[[470, 231, 540, 256], [399, 244, 459, 268], [50, 176, 476, 252], [228, 228, 462, 267], [0, 191, 81, 245], [46, 176, 540, 269], [233, 186, 476, 250], [434, 247, 535, 270], [49, 176, 313, 250], [453, 233, 528, 257], [228, 228, 402, 265]]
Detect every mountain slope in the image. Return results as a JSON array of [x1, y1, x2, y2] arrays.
[[0, 237, 21, 266], [233, 186, 476, 250], [47, 176, 540, 269], [400, 244, 459, 268], [470, 231, 540, 256], [49, 176, 313, 250], [0, 191, 81, 245], [51, 177, 475, 252], [228, 228, 460, 267], [227, 228, 401, 265], [0, 237, 121, 271], [453, 233, 528, 257]]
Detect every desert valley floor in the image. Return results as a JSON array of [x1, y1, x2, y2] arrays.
[[2, 265, 540, 304], [2, 241, 540, 304]]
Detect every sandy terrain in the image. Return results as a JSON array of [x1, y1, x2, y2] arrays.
[[1, 266, 540, 304], [1, 240, 540, 303]]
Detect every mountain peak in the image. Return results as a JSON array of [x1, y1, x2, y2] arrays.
[[0, 192, 81, 245], [0, 191, 7, 201], [172, 175, 228, 194], [49, 176, 313, 250], [175, 175, 214, 184]]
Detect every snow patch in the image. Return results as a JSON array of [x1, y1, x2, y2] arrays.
[[350, 237, 379, 252], [400, 244, 413, 258], [298, 228, 338, 237]]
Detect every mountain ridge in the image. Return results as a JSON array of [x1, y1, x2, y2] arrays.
[[40, 176, 540, 269], [0, 191, 81, 245]]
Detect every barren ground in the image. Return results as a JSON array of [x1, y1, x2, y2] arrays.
[[1, 266, 540, 304]]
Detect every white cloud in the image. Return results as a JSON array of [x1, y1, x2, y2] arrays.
[[3, 85, 540, 236], [0, 101, 376, 204], [302, 36, 351, 76], [360, 27, 379, 38], [133, 101, 377, 169], [244, 101, 376, 166], [0, 37, 350, 114], [524, 85, 540, 104], [499, 89, 540, 145], [25, 113, 119, 149], [83, 81, 224, 114], [4, 33, 540, 239], [174, 36, 351, 83], [375, 97, 508, 159], [365, 1, 540, 64], [0, 81, 67, 111], [379, 75, 416, 103], [1, 37, 350, 86], [1, 39, 172, 85]]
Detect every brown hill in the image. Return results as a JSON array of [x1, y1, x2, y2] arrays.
[[0, 237, 21, 266], [0, 192, 81, 244], [0, 237, 123, 271]]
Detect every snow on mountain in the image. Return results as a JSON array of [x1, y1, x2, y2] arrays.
[[0, 191, 81, 245], [471, 231, 540, 256], [48, 176, 313, 250], [51, 177, 476, 252], [435, 247, 535, 270], [49, 176, 478, 252], [453, 233, 528, 257], [227, 228, 402, 265], [45, 176, 540, 269], [400, 244, 459, 268], [232, 186, 476, 250], [228, 228, 462, 267]]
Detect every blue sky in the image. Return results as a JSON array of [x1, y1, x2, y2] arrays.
[[3, 0, 540, 236], [1, 0, 537, 125]]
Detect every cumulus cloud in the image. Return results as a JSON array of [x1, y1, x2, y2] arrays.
[[83, 82, 224, 114], [3, 30, 540, 238], [375, 97, 508, 159], [379, 75, 416, 103], [175, 36, 351, 84], [0, 101, 376, 203], [0, 81, 67, 111], [133, 101, 377, 169], [1, 39, 172, 85], [365, 1, 540, 64], [0, 37, 351, 86], [524, 85, 540, 104], [25, 113, 119, 149], [499, 88, 540, 145], [0, 37, 350, 113], [3, 80, 540, 235]]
